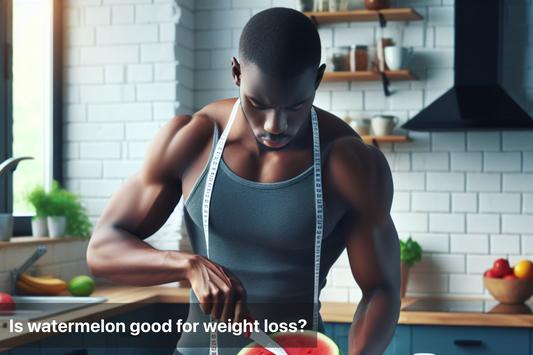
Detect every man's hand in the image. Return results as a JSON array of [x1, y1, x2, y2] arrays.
[[187, 254, 249, 325]]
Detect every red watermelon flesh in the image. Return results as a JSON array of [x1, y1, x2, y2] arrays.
[[237, 330, 343, 355]]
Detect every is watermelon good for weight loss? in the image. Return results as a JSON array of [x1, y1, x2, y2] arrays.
[[237, 330, 343, 355]]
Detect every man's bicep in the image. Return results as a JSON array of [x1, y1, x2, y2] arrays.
[[95, 173, 182, 241], [93, 115, 198, 241]]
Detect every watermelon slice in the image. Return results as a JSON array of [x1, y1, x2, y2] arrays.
[[237, 330, 343, 355]]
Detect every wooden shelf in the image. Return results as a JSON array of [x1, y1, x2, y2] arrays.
[[303, 8, 423, 25], [0, 236, 83, 249], [323, 70, 418, 82], [361, 135, 412, 145]]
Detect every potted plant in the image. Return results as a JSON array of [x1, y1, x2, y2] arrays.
[[25, 185, 50, 237], [399, 236, 423, 298], [46, 181, 92, 239], [25, 181, 92, 239]]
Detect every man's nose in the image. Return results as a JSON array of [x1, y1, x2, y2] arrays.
[[264, 110, 288, 135]]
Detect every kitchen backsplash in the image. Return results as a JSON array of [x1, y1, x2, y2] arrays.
[[0, 241, 97, 294], [58, 0, 533, 302]]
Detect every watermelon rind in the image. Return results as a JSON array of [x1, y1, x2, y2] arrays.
[[237, 329, 343, 355]]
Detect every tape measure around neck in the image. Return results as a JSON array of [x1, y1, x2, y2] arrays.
[[201, 98, 323, 354]]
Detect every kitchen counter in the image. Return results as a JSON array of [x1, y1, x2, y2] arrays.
[[2, 284, 533, 352]]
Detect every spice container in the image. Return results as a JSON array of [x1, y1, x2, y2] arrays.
[[331, 46, 350, 72], [350, 45, 369, 72]]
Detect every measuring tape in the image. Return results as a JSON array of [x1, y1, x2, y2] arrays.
[[202, 98, 323, 354]]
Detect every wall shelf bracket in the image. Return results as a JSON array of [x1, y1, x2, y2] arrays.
[[378, 13, 387, 27]]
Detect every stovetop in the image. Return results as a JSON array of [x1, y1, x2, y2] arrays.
[[402, 299, 533, 315]]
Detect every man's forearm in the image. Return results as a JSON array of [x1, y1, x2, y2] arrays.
[[87, 225, 193, 286], [348, 286, 401, 355]]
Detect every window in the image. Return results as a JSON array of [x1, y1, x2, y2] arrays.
[[0, 0, 62, 236]]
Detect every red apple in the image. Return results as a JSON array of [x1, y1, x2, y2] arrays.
[[0, 293, 15, 311], [503, 274, 519, 280], [493, 258, 513, 277], [484, 269, 500, 278]]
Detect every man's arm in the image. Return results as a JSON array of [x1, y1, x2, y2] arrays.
[[87, 110, 250, 324], [329, 137, 401, 355], [86, 113, 213, 286]]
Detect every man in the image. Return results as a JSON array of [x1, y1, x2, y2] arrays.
[[87, 7, 401, 355]]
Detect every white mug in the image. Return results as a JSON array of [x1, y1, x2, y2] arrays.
[[384, 46, 413, 70], [371, 115, 399, 136]]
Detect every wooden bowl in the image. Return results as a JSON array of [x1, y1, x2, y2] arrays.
[[484, 277, 533, 304]]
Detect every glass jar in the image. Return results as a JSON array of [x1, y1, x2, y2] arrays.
[[314, 0, 330, 11], [350, 45, 369, 72], [295, 0, 315, 12], [331, 46, 350, 72], [350, 118, 371, 136], [328, 0, 348, 11]]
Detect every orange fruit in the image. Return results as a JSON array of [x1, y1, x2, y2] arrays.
[[513, 260, 533, 279]]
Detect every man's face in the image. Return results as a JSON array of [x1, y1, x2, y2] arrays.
[[238, 62, 319, 151]]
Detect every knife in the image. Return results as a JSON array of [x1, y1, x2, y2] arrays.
[[245, 314, 289, 355]]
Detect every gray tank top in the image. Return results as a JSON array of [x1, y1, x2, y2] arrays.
[[175, 119, 347, 355]]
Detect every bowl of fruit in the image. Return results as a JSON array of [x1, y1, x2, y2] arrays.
[[484, 258, 533, 304]]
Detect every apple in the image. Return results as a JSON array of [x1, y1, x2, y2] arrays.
[[493, 258, 513, 277], [503, 274, 519, 280], [484, 269, 500, 278], [0, 293, 15, 311]]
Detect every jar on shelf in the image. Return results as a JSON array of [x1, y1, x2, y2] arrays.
[[329, 0, 348, 11], [350, 118, 372, 136], [331, 46, 351, 72], [295, 0, 315, 12], [314, 0, 330, 11], [350, 45, 369, 72]]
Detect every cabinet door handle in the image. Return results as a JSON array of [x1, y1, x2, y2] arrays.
[[454, 339, 482, 346]]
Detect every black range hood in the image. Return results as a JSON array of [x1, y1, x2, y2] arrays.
[[401, 0, 533, 131]]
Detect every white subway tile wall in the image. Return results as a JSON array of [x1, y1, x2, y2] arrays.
[[48, 0, 533, 301]]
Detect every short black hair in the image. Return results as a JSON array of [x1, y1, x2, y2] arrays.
[[239, 7, 322, 81]]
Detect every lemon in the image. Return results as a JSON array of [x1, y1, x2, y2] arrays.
[[68, 275, 96, 296]]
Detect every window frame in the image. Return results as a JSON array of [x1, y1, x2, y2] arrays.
[[0, 0, 63, 236]]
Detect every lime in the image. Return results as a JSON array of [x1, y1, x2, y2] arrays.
[[68, 275, 95, 296]]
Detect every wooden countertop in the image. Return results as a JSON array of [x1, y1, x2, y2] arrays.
[[2, 284, 533, 352]]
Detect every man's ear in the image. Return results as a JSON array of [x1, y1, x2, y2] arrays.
[[315, 64, 326, 90], [231, 57, 242, 86]]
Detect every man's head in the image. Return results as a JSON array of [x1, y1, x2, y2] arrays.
[[239, 7, 322, 81], [231, 7, 326, 152]]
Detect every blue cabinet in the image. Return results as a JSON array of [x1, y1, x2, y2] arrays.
[[412, 325, 530, 355], [325, 323, 533, 355], [383, 325, 411, 355], [324, 323, 411, 355]]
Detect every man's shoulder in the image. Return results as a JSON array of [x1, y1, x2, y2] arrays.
[[313, 106, 369, 158], [317, 108, 391, 195], [141, 98, 239, 182]]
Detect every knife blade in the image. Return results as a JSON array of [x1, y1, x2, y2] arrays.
[[249, 328, 289, 355], [245, 313, 288, 355]]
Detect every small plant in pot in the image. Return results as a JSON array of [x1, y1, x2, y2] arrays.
[[25, 181, 92, 239], [399, 236, 423, 298], [25, 185, 50, 237]]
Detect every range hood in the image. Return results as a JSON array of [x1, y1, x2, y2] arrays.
[[401, 0, 533, 131]]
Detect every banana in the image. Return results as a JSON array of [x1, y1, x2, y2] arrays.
[[18, 273, 68, 293], [16, 280, 61, 296]]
